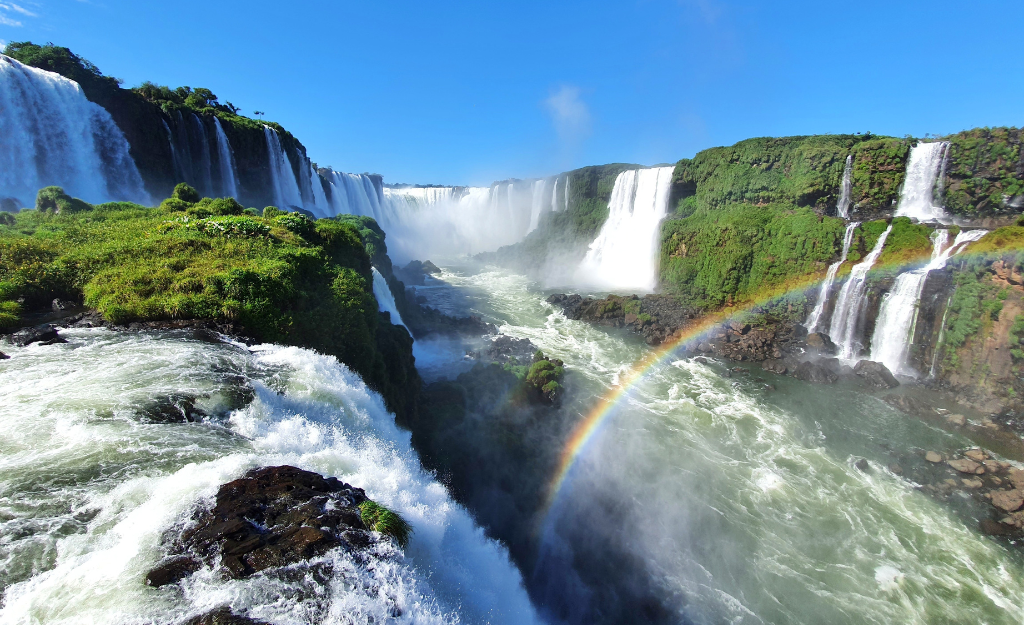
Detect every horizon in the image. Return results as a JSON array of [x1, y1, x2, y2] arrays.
[[1, 0, 1022, 186]]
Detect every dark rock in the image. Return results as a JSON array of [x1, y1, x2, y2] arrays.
[[793, 361, 838, 384], [51, 298, 77, 311], [145, 555, 201, 587], [486, 335, 535, 365], [6, 325, 60, 347], [805, 332, 836, 353], [980, 518, 1017, 536], [854, 458, 870, 472], [395, 260, 442, 285], [0, 351, 8, 360], [150, 466, 372, 582], [888, 463, 903, 475], [37, 337, 68, 346], [192, 328, 225, 344], [761, 358, 788, 375], [140, 395, 206, 423], [184, 606, 272, 625], [884, 394, 928, 416], [853, 360, 900, 389]]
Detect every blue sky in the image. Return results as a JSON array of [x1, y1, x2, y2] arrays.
[[2, 0, 1022, 185]]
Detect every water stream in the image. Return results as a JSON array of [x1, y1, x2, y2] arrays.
[[805, 222, 859, 333]]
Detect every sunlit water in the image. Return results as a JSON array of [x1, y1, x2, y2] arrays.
[[413, 263, 1024, 625], [0, 328, 538, 624]]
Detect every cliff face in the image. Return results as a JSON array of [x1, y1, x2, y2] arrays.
[[943, 127, 1024, 220]]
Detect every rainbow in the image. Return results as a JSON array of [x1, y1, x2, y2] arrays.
[[542, 231, 1010, 511]]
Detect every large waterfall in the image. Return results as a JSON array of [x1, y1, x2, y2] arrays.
[[828, 224, 893, 360], [0, 54, 148, 209], [836, 154, 853, 219], [869, 228, 987, 375], [213, 117, 239, 199], [264, 126, 304, 210], [805, 222, 859, 333], [372, 267, 407, 329], [575, 167, 675, 292], [896, 142, 950, 222]]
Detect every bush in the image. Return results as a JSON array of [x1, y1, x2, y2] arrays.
[[159, 197, 190, 213], [34, 186, 92, 214], [263, 206, 284, 219], [358, 500, 412, 548], [172, 183, 200, 204], [274, 212, 316, 239]]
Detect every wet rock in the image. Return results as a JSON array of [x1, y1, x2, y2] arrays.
[[760, 358, 788, 375], [0, 351, 8, 360], [1009, 468, 1024, 490], [888, 463, 903, 475], [6, 324, 60, 347], [854, 458, 870, 472], [729, 320, 750, 334], [980, 518, 1017, 536], [992, 489, 1024, 512], [805, 333, 836, 353], [184, 607, 272, 625], [961, 477, 984, 489], [793, 361, 838, 384], [946, 414, 966, 426], [925, 451, 943, 463], [150, 466, 372, 581], [145, 555, 201, 587], [486, 335, 535, 366], [964, 449, 988, 462], [853, 360, 899, 389], [948, 458, 984, 474]]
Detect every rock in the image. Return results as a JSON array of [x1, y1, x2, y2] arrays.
[[6, 325, 59, 347], [961, 478, 984, 489], [947, 458, 984, 474], [805, 332, 836, 353], [980, 518, 1016, 536], [184, 607, 272, 625], [946, 414, 966, 426], [991, 476, 1004, 486], [729, 320, 750, 334], [760, 358, 788, 375], [964, 449, 987, 462], [51, 298, 76, 311], [888, 463, 904, 475], [145, 555, 201, 587], [854, 458, 870, 472], [1008, 468, 1024, 489], [853, 360, 899, 389], [991, 489, 1024, 512], [149, 466, 374, 582], [0, 351, 8, 360], [925, 451, 943, 463], [793, 361, 838, 384]]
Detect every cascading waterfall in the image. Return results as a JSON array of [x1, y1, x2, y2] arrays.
[[190, 114, 214, 196], [212, 117, 239, 199], [575, 167, 675, 291], [837, 154, 854, 219], [896, 141, 951, 222], [0, 54, 147, 208], [551, 178, 560, 213], [869, 228, 988, 375], [308, 164, 330, 217], [372, 268, 407, 329], [323, 171, 386, 220], [805, 222, 859, 333], [264, 126, 304, 210], [528, 179, 549, 234], [828, 224, 893, 360]]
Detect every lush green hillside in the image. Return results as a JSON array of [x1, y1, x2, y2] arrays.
[[943, 127, 1024, 216], [0, 185, 418, 419]]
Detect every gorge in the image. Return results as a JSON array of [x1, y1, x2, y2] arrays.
[[2, 41, 1024, 625]]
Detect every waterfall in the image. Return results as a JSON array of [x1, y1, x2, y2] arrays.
[[929, 293, 955, 378], [323, 171, 385, 220], [564, 175, 571, 211], [263, 126, 303, 210], [828, 224, 893, 360], [575, 167, 675, 291], [550, 177, 560, 213], [308, 164, 330, 218], [0, 54, 147, 208], [212, 118, 239, 199], [805, 222, 859, 333], [837, 155, 854, 219], [896, 142, 950, 222], [190, 114, 214, 196], [528, 179, 548, 234], [372, 268, 407, 330], [869, 228, 988, 375]]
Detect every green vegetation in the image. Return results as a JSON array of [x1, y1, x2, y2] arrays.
[[3, 42, 122, 94], [0, 187, 418, 419], [1010, 315, 1024, 361], [939, 257, 1005, 370], [943, 127, 1023, 216], [358, 500, 412, 548], [526, 351, 564, 399], [876, 217, 934, 267]]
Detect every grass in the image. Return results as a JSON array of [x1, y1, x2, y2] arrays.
[[358, 500, 412, 548]]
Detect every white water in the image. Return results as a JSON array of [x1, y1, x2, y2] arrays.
[[0, 54, 148, 209], [190, 114, 214, 197], [575, 167, 675, 292], [829, 224, 893, 360], [212, 117, 239, 199], [372, 267, 407, 330], [527, 179, 549, 234], [869, 228, 988, 375], [896, 142, 950, 222], [309, 164, 329, 213], [550, 178, 560, 213], [264, 126, 304, 210], [805, 222, 859, 333], [0, 329, 536, 624], [837, 154, 853, 220]]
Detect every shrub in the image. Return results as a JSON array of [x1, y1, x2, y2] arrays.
[[159, 197, 190, 213], [358, 500, 412, 548], [35, 186, 92, 214], [172, 183, 200, 204], [263, 206, 284, 219], [274, 212, 316, 239]]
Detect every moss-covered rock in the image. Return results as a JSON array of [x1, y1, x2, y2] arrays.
[[942, 127, 1024, 217]]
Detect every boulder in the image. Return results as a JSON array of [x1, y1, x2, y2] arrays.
[[946, 414, 966, 426], [0, 351, 8, 360], [145, 555, 201, 587], [6, 325, 60, 347], [947, 458, 984, 474], [1009, 468, 1024, 490], [793, 361, 838, 384], [991, 489, 1024, 512], [805, 333, 836, 353], [184, 607, 272, 625], [761, 358, 788, 375], [961, 478, 984, 489], [853, 360, 899, 389], [925, 451, 943, 463], [964, 449, 987, 462]]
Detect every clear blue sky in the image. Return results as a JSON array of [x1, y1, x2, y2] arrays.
[[2, 1, 1021, 185]]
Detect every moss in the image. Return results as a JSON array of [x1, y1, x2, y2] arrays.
[[942, 127, 1023, 216], [965, 226, 1024, 255], [939, 258, 1004, 371], [877, 217, 934, 266], [358, 500, 412, 548]]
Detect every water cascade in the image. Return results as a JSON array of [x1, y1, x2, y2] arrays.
[[869, 228, 988, 375], [896, 141, 951, 222], [528, 179, 549, 234], [322, 171, 385, 219], [828, 224, 893, 360], [0, 54, 147, 208], [837, 154, 854, 219], [371, 267, 407, 329], [575, 167, 675, 291], [309, 164, 329, 216], [264, 126, 304, 210], [805, 222, 859, 333], [551, 178, 560, 212], [212, 117, 239, 199]]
